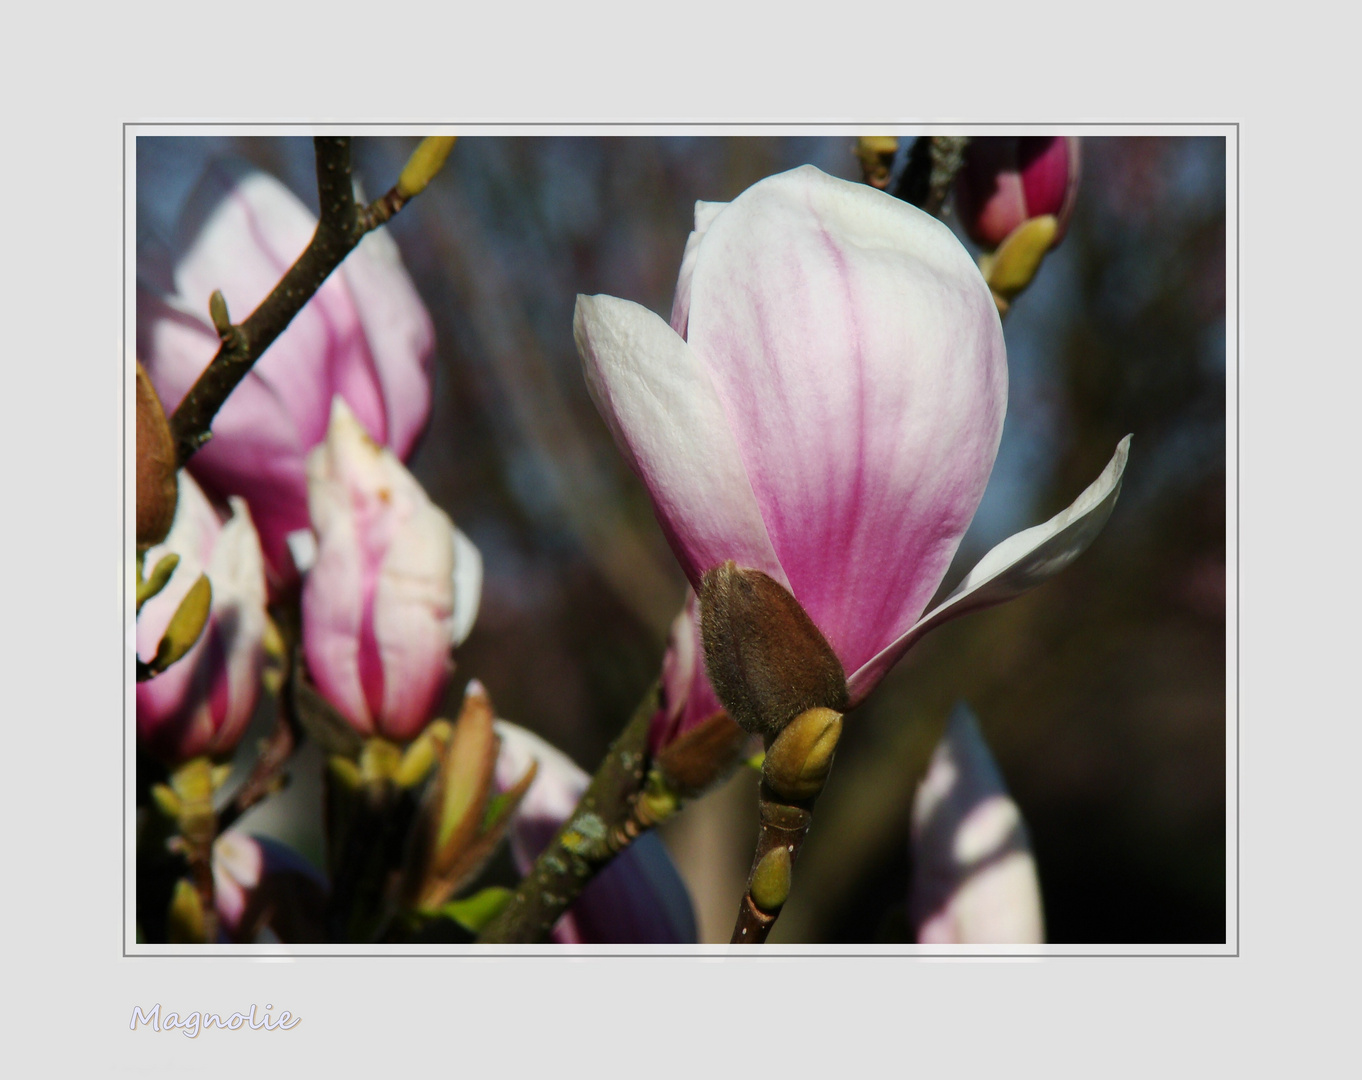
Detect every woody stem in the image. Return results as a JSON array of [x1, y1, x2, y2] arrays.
[[476, 683, 661, 944], [731, 783, 817, 944]]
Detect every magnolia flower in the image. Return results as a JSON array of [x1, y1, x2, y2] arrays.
[[302, 399, 482, 742], [494, 722, 697, 944], [576, 164, 1128, 740], [908, 703, 1044, 944], [954, 136, 1082, 250], [213, 832, 328, 944], [138, 160, 435, 581], [137, 473, 268, 765]]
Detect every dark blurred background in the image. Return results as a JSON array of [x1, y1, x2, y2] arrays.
[[137, 134, 1227, 945]]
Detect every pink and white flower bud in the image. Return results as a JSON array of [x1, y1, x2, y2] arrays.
[[954, 136, 1082, 250], [137, 473, 268, 765], [302, 398, 482, 742], [494, 722, 697, 944], [137, 161, 435, 583], [213, 831, 328, 943], [908, 703, 1044, 944], [577, 164, 1127, 724]]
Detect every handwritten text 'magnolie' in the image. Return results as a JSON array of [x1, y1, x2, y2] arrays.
[[130, 1003, 299, 1037]]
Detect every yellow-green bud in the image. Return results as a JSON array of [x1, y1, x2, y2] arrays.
[[397, 136, 457, 198], [985, 214, 1058, 301], [136, 362, 178, 550], [761, 706, 843, 802], [750, 846, 792, 914], [167, 879, 207, 944], [150, 574, 212, 673], [137, 553, 180, 613]]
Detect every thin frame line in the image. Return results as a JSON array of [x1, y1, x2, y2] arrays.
[[123, 121, 1241, 959]]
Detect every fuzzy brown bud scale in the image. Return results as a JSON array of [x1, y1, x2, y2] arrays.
[[136, 362, 179, 549], [698, 562, 848, 740]]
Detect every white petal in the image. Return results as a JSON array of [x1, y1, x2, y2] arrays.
[[286, 528, 318, 574], [909, 703, 1044, 945], [574, 293, 787, 588], [670, 199, 729, 335], [493, 720, 588, 875], [449, 524, 483, 647], [848, 436, 1130, 703]]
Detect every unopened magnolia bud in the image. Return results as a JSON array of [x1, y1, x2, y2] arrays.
[[750, 846, 792, 913], [762, 706, 843, 803], [654, 710, 750, 797], [136, 362, 178, 549], [208, 289, 232, 337], [137, 553, 180, 613], [167, 879, 207, 944], [854, 136, 899, 189], [397, 136, 457, 198], [698, 562, 848, 739], [984, 214, 1058, 302], [955, 136, 1081, 251], [150, 574, 212, 674]]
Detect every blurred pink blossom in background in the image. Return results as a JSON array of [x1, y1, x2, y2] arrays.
[[954, 136, 1082, 250], [138, 161, 435, 582], [908, 703, 1044, 944], [137, 473, 268, 765], [213, 831, 328, 943]]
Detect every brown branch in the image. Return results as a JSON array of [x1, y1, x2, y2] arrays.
[[168, 137, 433, 467], [731, 786, 815, 944], [476, 683, 660, 944], [217, 591, 305, 833], [892, 135, 972, 216]]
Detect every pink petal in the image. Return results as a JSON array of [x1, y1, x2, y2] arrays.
[[138, 162, 435, 583], [574, 294, 786, 589], [301, 409, 376, 735], [303, 400, 464, 740], [137, 477, 266, 764], [339, 225, 437, 458], [685, 165, 1007, 677], [848, 436, 1130, 704], [651, 590, 723, 753], [371, 493, 457, 741]]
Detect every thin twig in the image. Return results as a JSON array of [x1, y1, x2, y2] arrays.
[[217, 592, 305, 832], [891, 135, 972, 216], [168, 137, 434, 467], [731, 785, 816, 944]]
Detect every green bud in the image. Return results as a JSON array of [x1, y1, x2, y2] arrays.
[[761, 707, 843, 803], [395, 721, 452, 788], [167, 879, 207, 944], [750, 846, 792, 914], [328, 755, 363, 792], [985, 214, 1058, 300], [435, 886, 512, 933], [397, 136, 457, 198], [150, 783, 181, 819], [208, 289, 232, 336], [150, 574, 212, 673], [136, 553, 180, 613], [359, 737, 403, 785]]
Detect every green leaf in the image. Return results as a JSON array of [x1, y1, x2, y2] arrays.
[[435, 887, 513, 934]]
